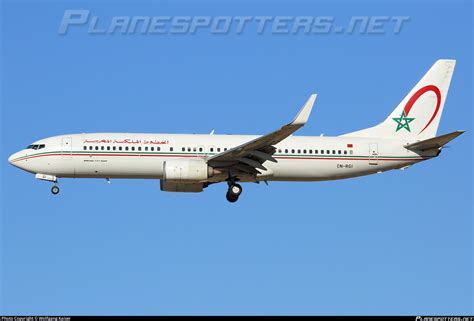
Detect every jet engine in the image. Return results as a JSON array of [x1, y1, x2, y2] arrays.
[[160, 159, 214, 193], [163, 159, 213, 182]]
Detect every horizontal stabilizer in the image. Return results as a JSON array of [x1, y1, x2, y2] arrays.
[[404, 130, 465, 151]]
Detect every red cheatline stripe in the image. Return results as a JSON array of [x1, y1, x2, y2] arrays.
[[12, 153, 201, 162], [13, 152, 426, 162], [275, 156, 423, 161]]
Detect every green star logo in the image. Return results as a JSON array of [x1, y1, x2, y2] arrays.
[[392, 111, 415, 132]]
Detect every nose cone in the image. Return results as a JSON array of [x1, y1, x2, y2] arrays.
[[8, 151, 22, 167], [9, 150, 36, 173]]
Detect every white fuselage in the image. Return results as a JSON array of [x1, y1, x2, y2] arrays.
[[8, 133, 435, 183], [7, 60, 457, 201]]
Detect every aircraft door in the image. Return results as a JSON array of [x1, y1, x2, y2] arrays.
[[59, 136, 75, 176], [369, 143, 378, 165], [61, 137, 72, 158]]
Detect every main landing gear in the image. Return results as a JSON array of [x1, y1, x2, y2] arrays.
[[51, 184, 60, 195], [226, 183, 242, 203]]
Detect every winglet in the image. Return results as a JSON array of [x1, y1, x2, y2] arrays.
[[291, 94, 317, 126]]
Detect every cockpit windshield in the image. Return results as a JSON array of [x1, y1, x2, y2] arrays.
[[26, 144, 45, 150]]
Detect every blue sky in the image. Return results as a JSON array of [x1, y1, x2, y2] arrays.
[[1, 0, 472, 315]]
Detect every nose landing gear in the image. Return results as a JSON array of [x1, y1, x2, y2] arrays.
[[226, 183, 242, 203], [51, 184, 60, 195]]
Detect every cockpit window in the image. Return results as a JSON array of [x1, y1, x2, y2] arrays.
[[26, 144, 45, 150]]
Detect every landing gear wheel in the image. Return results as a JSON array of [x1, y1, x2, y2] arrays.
[[226, 192, 239, 203], [230, 183, 242, 196], [51, 185, 60, 195], [226, 183, 242, 203]]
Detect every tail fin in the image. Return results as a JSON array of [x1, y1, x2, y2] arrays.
[[343, 59, 456, 140]]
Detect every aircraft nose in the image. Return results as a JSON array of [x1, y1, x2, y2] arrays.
[[8, 150, 34, 172], [8, 153, 15, 164], [8, 151, 21, 166]]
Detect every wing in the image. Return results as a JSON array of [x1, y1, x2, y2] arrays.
[[207, 94, 317, 177]]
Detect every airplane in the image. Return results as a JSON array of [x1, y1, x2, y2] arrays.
[[8, 59, 464, 203]]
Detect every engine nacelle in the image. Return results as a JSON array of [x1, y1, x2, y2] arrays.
[[163, 159, 212, 182]]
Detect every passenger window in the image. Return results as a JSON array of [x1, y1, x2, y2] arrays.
[[150, 147, 154, 151], [95, 146, 99, 150], [113, 146, 116, 151], [193, 147, 197, 152], [224, 148, 228, 151], [84, 146, 87, 150], [125, 147, 129, 151], [182, 147, 185, 152], [210, 147, 214, 152], [321, 150, 324, 154], [303, 149, 307, 154], [350, 150, 353, 155], [131, 147, 135, 151], [338, 150, 341, 154], [119, 146, 122, 151], [170, 147, 173, 152], [107, 146, 110, 151], [291, 149, 295, 154], [344, 150, 347, 155], [199, 147, 203, 152], [315, 150, 318, 154], [217, 148, 221, 152], [89, 146, 93, 150], [309, 150, 312, 154], [158, 147, 161, 151], [145, 147, 148, 151], [278, 149, 282, 153], [138, 147, 141, 151], [101, 146, 104, 150], [285, 149, 288, 153], [326, 150, 330, 154]]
